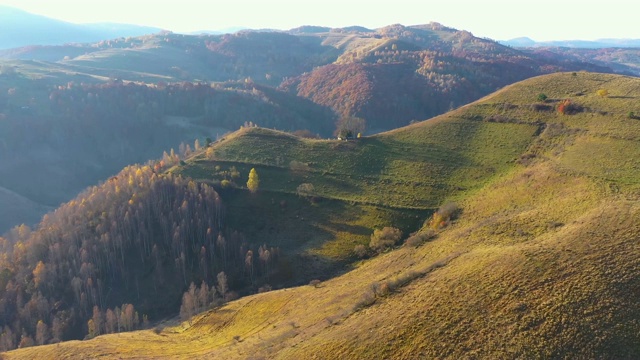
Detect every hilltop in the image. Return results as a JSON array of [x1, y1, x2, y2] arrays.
[[4, 72, 640, 358]]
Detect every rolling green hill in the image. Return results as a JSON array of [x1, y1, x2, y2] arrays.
[[0, 68, 335, 233], [5, 72, 640, 358], [1, 22, 630, 233]]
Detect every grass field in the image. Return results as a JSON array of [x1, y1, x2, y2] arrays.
[[7, 72, 640, 358]]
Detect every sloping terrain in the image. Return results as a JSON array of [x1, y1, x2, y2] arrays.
[[0, 69, 335, 233], [281, 23, 613, 131], [2, 22, 634, 233], [6, 72, 640, 358]]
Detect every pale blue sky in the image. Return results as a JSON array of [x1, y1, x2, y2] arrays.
[[0, 0, 637, 41]]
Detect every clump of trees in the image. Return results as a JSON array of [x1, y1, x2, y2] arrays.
[[335, 116, 366, 139], [179, 280, 217, 324], [87, 303, 146, 339]]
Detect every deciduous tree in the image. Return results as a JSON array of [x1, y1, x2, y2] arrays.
[[247, 168, 260, 193]]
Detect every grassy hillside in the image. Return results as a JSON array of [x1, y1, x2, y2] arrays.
[[0, 22, 629, 233], [0, 67, 335, 233], [8, 72, 640, 358]]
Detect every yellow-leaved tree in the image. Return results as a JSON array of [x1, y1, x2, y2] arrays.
[[247, 168, 260, 193]]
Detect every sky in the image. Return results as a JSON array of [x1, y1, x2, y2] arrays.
[[0, 0, 638, 41]]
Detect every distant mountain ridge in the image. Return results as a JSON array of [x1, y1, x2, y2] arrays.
[[501, 37, 640, 48], [0, 5, 161, 49]]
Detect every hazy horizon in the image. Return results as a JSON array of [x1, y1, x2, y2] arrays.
[[0, 0, 638, 42]]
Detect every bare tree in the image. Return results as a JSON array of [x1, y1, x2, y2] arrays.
[[217, 272, 228, 301], [35, 320, 49, 345]]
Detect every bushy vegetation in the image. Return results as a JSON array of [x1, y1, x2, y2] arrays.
[[556, 99, 583, 115], [427, 202, 459, 230], [404, 229, 436, 247], [369, 227, 403, 252]]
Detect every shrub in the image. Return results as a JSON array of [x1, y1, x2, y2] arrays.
[[290, 160, 311, 172], [352, 289, 376, 311], [428, 202, 459, 230], [404, 229, 436, 247], [369, 227, 403, 252], [372, 282, 391, 297], [296, 183, 315, 198], [386, 270, 422, 290], [596, 89, 609, 97], [537, 93, 548, 102], [353, 244, 368, 258], [557, 99, 583, 115]]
